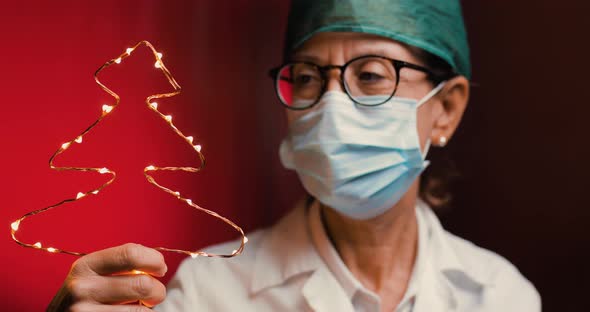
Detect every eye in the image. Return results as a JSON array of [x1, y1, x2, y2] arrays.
[[350, 58, 394, 85], [292, 68, 321, 87], [294, 74, 313, 84], [358, 71, 384, 82]]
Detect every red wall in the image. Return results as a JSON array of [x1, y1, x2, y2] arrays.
[[1, 1, 588, 311]]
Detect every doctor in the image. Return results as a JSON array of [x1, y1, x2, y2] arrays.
[[49, 1, 540, 311]]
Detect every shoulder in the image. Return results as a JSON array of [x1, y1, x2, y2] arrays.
[[175, 227, 269, 288], [175, 202, 309, 286], [443, 231, 542, 311], [418, 202, 541, 311], [156, 229, 270, 311], [158, 204, 313, 311], [174, 201, 312, 285]]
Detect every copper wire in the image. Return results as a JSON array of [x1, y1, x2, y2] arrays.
[[10, 41, 247, 259]]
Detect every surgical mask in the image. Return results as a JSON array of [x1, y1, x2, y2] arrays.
[[279, 83, 445, 220]]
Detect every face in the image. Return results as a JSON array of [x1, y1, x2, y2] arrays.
[[285, 32, 469, 153]]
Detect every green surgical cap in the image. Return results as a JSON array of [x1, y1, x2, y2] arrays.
[[285, 0, 471, 78]]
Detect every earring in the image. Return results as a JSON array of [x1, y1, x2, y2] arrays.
[[438, 136, 448, 147]]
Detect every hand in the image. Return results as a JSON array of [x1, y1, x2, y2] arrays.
[[48, 243, 168, 312]]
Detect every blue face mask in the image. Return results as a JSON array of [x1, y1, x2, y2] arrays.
[[279, 83, 445, 220]]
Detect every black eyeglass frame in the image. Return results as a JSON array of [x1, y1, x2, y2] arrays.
[[269, 54, 455, 110]]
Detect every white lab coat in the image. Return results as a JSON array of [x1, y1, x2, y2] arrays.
[[156, 200, 540, 311]]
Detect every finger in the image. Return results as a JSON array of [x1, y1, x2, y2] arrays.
[[69, 302, 152, 312], [74, 243, 167, 277], [70, 274, 166, 306]]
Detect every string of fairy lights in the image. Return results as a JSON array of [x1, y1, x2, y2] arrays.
[[10, 40, 247, 259]]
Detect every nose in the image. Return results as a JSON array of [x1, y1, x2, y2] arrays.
[[324, 68, 345, 93]]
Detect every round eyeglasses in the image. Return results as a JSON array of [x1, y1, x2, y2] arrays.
[[269, 55, 447, 110]]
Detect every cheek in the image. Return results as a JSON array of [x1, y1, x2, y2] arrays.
[[285, 109, 307, 127], [416, 102, 435, 150]]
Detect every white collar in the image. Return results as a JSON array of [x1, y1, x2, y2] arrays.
[[306, 199, 427, 307], [249, 199, 489, 303], [416, 199, 491, 288], [250, 198, 324, 293]]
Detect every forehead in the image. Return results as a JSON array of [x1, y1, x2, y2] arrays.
[[290, 32, 421, 65]]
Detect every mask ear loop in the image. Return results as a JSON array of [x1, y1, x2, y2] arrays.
[[417, 81, 447, 163], [417, 81, 446, 108]]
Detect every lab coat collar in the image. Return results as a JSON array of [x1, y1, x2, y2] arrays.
[[251, 198, 490, 311], [250, 199, 324, 294], [302, 268, 356, 312], [414, 201, 490, 311], [250, 199, 356, 311], [417, 200, 491, 288]]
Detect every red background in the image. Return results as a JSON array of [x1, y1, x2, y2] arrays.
[[1, 1, 296, 310], [0, 1, 588, 311]]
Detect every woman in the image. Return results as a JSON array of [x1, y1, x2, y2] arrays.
[[49, 1, 540, 311]]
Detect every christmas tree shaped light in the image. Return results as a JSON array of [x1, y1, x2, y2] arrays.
[[10, 41, 247, 259]]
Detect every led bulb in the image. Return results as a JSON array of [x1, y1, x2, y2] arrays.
[[174, 191, 180, 197], [194, 144, 202, 152], [164, 115, 172, 122], [75, 136, 83, 143], [10, 220, 20, 232], [155, 61, 162, 68], [244, 236, 249, 243], [61, 142, 71, 149], [186, 136, 194, 143], [47, 247, 57, 253], [33, 242, 42, 248], [150, 102, 158, 109], [190, 253, 199, 259], [76, 192, 85, 199], [186, 199, 192, 205], [91, 190, 99, 195], [232, 249, 238, 255], [157, 52, 163, 59], [102, 104, 113, 114], [146, 165, 156, 171], [98, 167, 109, 174], [126, 48, 134, 54], [114, 58, 122, 64]]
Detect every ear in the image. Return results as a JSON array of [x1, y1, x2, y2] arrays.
[[430, 76, 470, 146]]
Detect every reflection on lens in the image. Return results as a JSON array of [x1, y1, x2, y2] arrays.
[[277, 63, 322, 109]]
